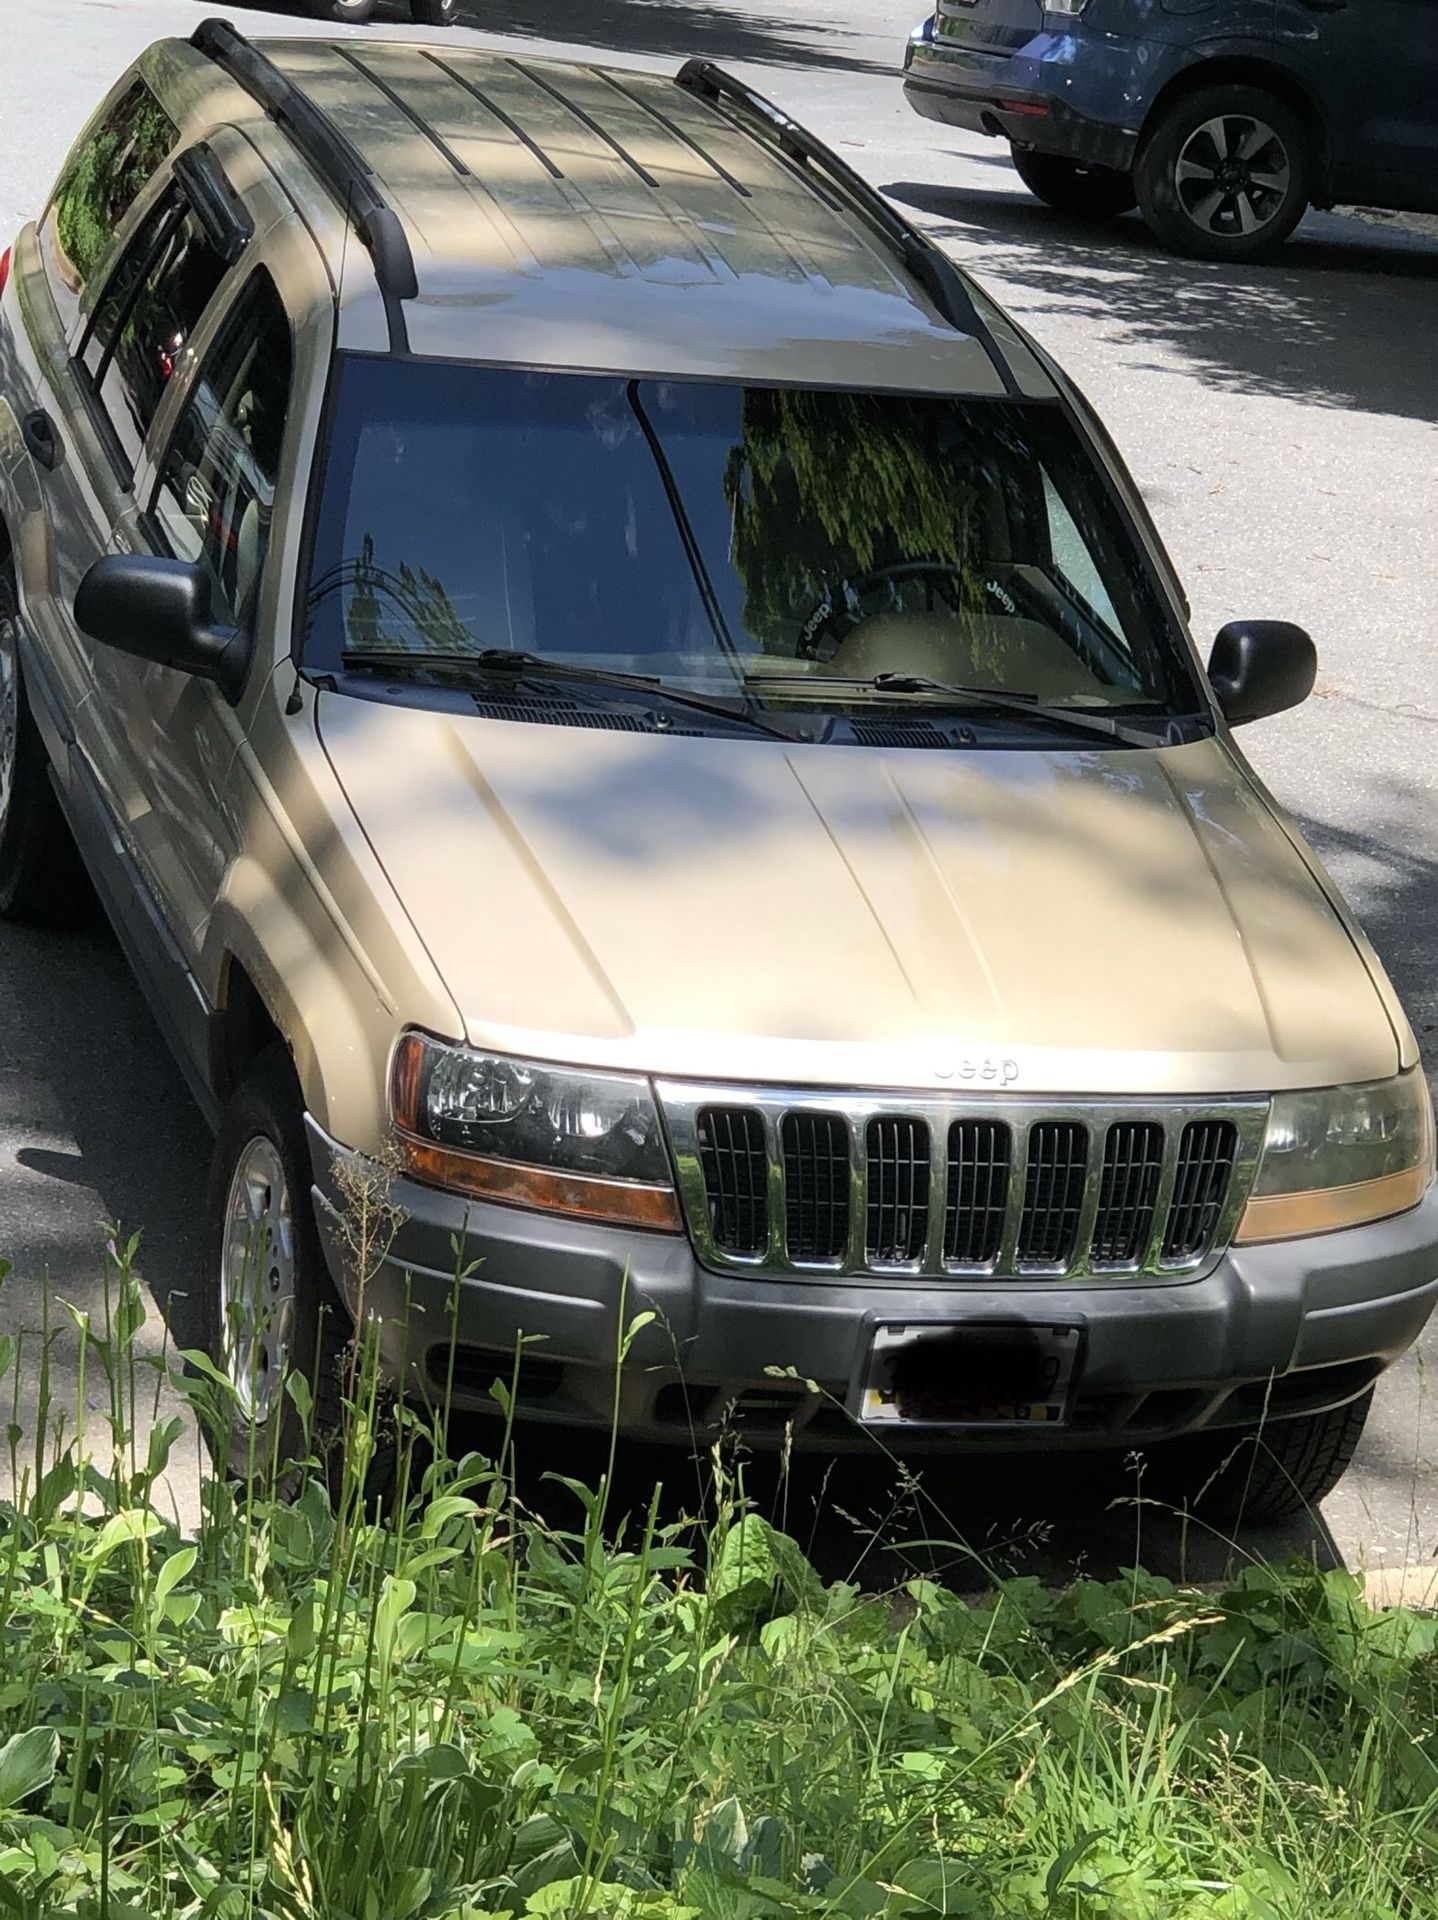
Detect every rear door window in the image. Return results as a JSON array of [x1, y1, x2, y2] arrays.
[[79, 190, 230, 475], [150, 271, 294, 630], [40, 79, 178, 336]]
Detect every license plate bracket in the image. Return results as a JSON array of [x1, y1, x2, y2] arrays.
[[855, 1320, 1085, 1428]]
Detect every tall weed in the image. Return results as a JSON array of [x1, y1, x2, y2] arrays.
[[0, 1240, 1435, 1919]]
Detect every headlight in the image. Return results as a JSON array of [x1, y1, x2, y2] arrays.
[[390, 1033, 681, 1231], [1236, 1067, 1435, 1244]]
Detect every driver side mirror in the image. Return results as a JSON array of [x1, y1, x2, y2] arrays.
[[1207, 620, 1316, 727], [75, 555, 250, 704]]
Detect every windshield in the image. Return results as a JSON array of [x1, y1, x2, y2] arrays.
[[301, 359, 1204, 732]]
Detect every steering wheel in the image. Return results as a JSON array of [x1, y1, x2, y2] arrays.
[[798, 561, 975, 660]]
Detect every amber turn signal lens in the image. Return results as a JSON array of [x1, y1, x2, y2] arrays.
[[395, 1131, 684, 1233], [1236, 1165, 1431, 1245]]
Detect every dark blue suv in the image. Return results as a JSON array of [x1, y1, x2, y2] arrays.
[[903, 1, 1438, 260]]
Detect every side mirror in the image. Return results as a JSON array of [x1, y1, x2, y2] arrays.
[[74, 555, 250, 704], [1207, 619, 1316, 727]]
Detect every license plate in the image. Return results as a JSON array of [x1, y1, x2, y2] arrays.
[[857, 1321, 1083, 1427]]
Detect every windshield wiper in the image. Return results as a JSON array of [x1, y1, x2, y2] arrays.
[[870, 675, 1171, 748], [752, 670, 1170, 750], [338, 647, 791, 740]]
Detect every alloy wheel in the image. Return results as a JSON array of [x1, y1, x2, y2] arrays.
[[219, 1135, 297, 1425], [1173, 115, 1292, 241]]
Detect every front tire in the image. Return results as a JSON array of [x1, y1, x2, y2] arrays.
[[1135, 85, 1310, 262], [203, 1049, 350, 1486], [1009, 146, 1137, 220], [1146, 1391, 1373, 1525], [0, 562, 86, 925], [411, 0, 460, 21]]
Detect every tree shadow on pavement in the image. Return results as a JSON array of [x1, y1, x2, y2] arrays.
[[0, 919, 209, 1358], [883, 179, 1438, 424], [222, 0, 892, 75]]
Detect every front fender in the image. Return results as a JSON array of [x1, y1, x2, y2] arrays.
[[202, 855, 393, 1152]]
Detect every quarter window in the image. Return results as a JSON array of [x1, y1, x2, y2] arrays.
[[151, 272, 294, 630], [41, 79, 178, 333], [1041, 468, 1124, 642], [81, 191, 229, 473]]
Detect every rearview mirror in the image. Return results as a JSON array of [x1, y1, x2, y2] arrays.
[[74, 555, 250, 704], [1207, 620, 1316, 727]]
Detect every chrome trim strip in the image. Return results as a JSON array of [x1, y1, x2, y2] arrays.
[[658, 1082, 1269, 1287]]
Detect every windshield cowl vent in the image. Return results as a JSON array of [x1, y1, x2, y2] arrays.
[[470, 698, 700, 734]]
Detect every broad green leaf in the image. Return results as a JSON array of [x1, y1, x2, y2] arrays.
[[144, 1413, 187, 1484], [0, 1728, 60, 1811], [152, 1545, 198, 1618], [85, 1508, 163, 1578], [375, 1574, 418, 1668]]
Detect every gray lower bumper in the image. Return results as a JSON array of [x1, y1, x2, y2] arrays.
[[307, 1119, 1438, 1452]]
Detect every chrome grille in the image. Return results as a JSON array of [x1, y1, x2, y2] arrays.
[[865, 1117, 931, 1262], [661, 1084, 1266, 1283], [1163, 1120, 1240, 1264], [945, 1120, 1011, 1264], [781, 1112, 850, 1261], [696, 1106, 768, 1255], [1017, 1121, 1088, 1266], [1091, 1122, 1165, 1266]]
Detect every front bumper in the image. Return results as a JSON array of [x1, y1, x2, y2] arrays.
[[901, 18, 1172, 172], [308, 1118, 1438, 1452]]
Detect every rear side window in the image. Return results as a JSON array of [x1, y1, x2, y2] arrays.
[[80, 190, 229, 473], [151, 272, 294, 629], [41, 79, 178, 332]]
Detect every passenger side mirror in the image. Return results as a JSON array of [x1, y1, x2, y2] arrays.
[[1206, 620, 1316, 727], [75, 555, 251, 704]]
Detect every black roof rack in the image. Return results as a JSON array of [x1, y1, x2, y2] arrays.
[[675, 59, 1018, 396], [191, 16, 418, 353]]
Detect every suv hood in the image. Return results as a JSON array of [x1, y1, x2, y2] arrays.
[[317, 701, 1398, 1097]]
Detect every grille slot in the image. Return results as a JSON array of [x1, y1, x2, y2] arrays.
[[781, 1112, 851, 1261], [865, 1117, 930, 1263], [1163, 1120, 1239, 1263], [1018, 1122, 1089, 1266], [945, 1120, 1012, 1264], [1091, 1122, 1165, 1266], [696, 1106, 768, 1255]]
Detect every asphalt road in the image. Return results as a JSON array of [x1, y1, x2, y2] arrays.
[[2, 0, 1435, 1581]]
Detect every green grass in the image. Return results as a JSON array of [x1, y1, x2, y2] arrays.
[[3, 1239, 1438, 1919]]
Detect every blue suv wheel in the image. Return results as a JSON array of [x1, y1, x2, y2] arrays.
[[1135, 85, 1311, 262]]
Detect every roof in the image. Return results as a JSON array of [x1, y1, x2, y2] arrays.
[[166, 34, 1050, 395]]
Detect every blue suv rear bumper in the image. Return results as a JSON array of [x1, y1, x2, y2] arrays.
[[902, 16, 1183, 171]]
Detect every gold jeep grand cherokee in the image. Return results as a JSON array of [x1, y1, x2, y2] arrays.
[[0, 21, 1432, 1520]]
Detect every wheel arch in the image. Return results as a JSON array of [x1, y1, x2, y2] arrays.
[[212, 952, 289, 1108], [202, 859, 393, 1152], [1138, 58, 1331, 200]]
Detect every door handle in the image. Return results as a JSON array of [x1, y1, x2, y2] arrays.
[[21, 409, 62, 471]]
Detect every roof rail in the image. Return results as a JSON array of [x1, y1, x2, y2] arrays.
[[674, 59, 1017, 396], [191, 16, 418, 353]]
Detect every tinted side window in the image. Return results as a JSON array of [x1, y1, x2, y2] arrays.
[[41, 80, 178, 330], [81, 191, 229, 472], [151, 272, 294, 630]]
